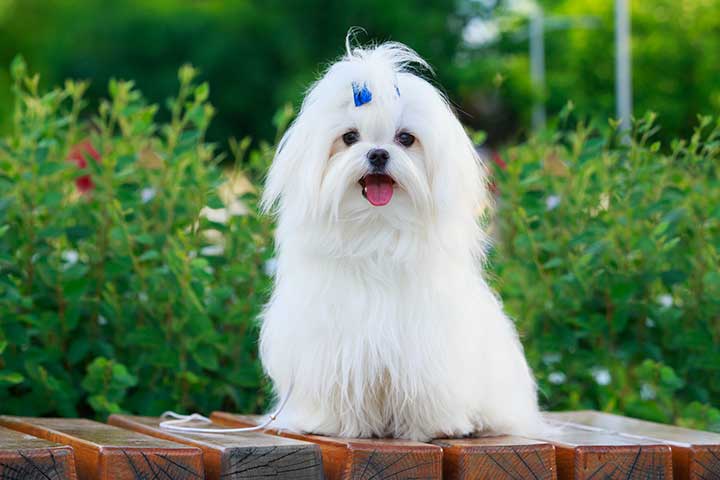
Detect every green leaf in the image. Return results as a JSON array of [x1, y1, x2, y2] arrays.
[[135, 234, 154, 245], [653, 221, 670, 237], [195, 82, 209, 102], [67, 339, 90, 366], [206, 193, 224, 209], [10, 55, 27, 80], [543, 258, 563, 269], [138, 250, 160, 262], [660, 270, 687, 288], [192, 344, 219, 370], [660, 366, 684, 390], [0, 371, 24, 385]]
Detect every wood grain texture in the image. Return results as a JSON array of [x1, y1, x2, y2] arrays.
[[0, 425, 77, 480], [108, 414, 323, 480], [210, 411, 444, 480], [0, 416, 203, 480], [548, 410, 720, 480], [533, 420, 672, 480], [433, 436, 556, 480]]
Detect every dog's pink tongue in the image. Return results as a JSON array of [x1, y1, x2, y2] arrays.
[[364, 174, 394, 206]]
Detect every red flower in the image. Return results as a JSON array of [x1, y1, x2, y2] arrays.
[[68, 140, 100, 193], [491, 150, 507, 170]]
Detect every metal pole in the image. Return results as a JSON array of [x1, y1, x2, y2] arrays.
[[530, 8, 546, 131], [615, 0, 632, 134]]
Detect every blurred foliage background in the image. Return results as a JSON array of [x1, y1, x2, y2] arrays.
[[0, 0, 719, 430], [493, 114, 720, 430], [2, 0, 719, 146]]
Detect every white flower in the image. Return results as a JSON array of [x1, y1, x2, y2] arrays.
[[592, 367, 612, 386], [645, 317, 656, 327], [141, 187, 156, 203], [227, 199, 249, 216], [590, 193, 611, 217], [657, 294, 673, 308], [61, 250, 79, 265], [264, 258, 278, 277], [599, 192, 610, 211], [548, 372, 566, 384], [542, 352, 561, 365], [201, 206, 229, 224], [640, 383, 656, 400], [203, 229, 224, 244], [200, 245, 224, 257], [545, 195, 561, 211], [463, 18, 500, 47], [97, 315, 108, 326]]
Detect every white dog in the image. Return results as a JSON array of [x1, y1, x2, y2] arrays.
[[259, 40, 544, 441]]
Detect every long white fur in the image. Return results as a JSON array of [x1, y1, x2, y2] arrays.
[[259, 40, 545, 441]]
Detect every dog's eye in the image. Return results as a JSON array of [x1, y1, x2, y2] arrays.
[[342, 131, 360, 146], [396, 132, 415, 147]]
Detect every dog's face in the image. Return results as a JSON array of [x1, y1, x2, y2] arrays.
[[329, 113, 421, 208], [322, 77, 433, 218], [263, 43, 486, 245]]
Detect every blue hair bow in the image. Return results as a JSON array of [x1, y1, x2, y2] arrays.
[[352, 82, 372, 107]]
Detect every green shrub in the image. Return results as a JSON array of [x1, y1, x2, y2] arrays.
[[1, 62, 718, 432], [0, 59, 276, 417], [491, 112, 720, 431]]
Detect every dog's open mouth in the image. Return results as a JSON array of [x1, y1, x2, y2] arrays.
[[359, 174, 395, 206]]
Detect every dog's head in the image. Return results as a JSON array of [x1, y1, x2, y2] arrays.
[[262, 41, 487, 251]]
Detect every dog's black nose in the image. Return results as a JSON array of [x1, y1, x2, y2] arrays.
[[367, 148, 389, 169]]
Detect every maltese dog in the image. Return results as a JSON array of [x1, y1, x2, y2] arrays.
[[259, 39, 544, 441]]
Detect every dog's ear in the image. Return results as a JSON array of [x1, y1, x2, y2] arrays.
[[421, 98, 491, 258], [261, 116, 328, 216], [429, 103, 489, 219], [261, 125, 296, 214]]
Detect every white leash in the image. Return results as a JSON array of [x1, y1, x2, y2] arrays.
[[159, 379, 294, 434]]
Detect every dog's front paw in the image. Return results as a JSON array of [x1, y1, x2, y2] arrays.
[[395, 425, 474, 442]]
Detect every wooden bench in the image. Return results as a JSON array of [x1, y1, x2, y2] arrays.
[[0, 416, 204, 480], [210, 412, 444, 480], [210, 412, 557, 480], [431, 436, 555, 480], [536, 417, 672, 479], [0, 425, 78, 479], [0, 411, 717, 479], [108, 414, 323, 480], [548, 411, 720, 480]]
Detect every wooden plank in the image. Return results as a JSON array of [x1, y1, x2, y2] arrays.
[[210, 412, 444, 480], [534, 416, 673, 480], [0, 416, 204, 480], [108, 414, 323, 480], [433, 436, 557, 480], [0, 425, 78, 480], [548, 410, 720, 480]]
